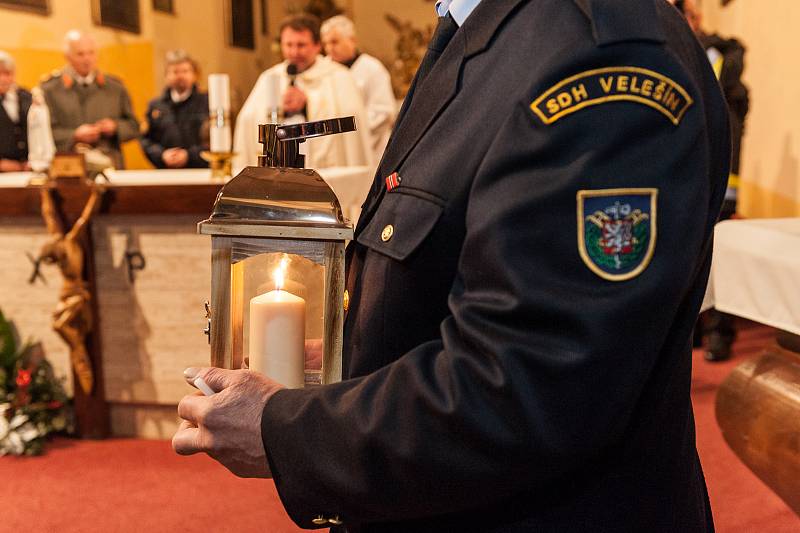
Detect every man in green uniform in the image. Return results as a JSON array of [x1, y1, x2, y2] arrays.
[[41, 30, 139, 169]]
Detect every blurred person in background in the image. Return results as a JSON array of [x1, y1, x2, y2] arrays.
[[0, 50, 31, 172], [41, 30, 139, 169], [141, 50, 209, 169], [322, 15, 397, 163], [674, 0, 750, 361], [233, 14, 372, 171]]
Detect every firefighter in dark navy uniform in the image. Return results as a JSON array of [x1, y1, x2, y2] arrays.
[[174, 1, 731, 532], [140, 50, 209, 169]]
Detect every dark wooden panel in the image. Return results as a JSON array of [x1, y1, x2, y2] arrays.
[[0, 183, 222, 218], [229, 0, 254, 49], [92, 0, 141, 34], [152, 0, 173, 14], [0, 0, 48, 15]]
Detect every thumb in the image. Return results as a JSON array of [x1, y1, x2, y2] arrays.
[[184, 366, 242, 393]]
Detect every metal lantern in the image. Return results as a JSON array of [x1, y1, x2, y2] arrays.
[[198, 118, 356, 386]]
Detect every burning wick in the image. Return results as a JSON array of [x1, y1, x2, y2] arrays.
[[193, 376, 215, 396], [273, 255, 291, 291]]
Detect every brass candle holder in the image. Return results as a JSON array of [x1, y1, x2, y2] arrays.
[[201, 151, 236, 180]]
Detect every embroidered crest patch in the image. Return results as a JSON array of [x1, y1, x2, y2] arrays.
[[577, 188, 658, 281], [530, 67, 693, 126]]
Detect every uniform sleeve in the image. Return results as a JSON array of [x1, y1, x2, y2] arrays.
[[186, 94, 209, 168], [261, 56, 727, 527], [139, 103, 165, 168], [115, 86, 140, 143], [43, 87, 75, 152], [186, 145, 207, 168]]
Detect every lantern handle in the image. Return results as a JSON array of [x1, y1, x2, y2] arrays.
[[258, 117, 357, 169]]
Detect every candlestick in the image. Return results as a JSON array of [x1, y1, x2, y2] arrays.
[[248, 258, 306, 388]]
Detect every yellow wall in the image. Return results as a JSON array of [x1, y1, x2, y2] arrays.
[[703, 0, 800, 218], [14, 0, 795, 209], [1, 0, 278, 169], [349, 0, 436, 66]]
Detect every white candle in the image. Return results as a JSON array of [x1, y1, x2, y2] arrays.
[[208, 74, 231, 152], [208, 74, 230, 111], [265, 72, 281, 122], [248, 258, 306, 388], [209, 124, 231, 153]]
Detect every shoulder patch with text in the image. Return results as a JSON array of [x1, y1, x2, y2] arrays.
[[577, 188, 657, 282], [531, 67, 693, 126]]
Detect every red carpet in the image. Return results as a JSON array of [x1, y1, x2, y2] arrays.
[[1, 320, 797, 532], [0, 438, 310, 533]]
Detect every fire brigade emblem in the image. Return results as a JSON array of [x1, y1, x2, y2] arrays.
[[577, 189, 657, 281]]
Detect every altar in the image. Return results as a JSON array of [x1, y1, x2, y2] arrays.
[[0, 166, 372, 439]]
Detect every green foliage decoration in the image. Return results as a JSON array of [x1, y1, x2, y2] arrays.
[[0, 309, 72, 456]]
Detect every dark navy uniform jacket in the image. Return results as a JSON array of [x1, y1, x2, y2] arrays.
[[262, 1, 730, 531], [140, 85, 209, 168]]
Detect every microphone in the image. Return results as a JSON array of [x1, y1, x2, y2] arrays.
[[287, 64, 298, 86]]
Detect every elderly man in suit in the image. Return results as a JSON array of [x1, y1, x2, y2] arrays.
[[41, 30, 139, 169], [175, 1, 730, 531], [0, 50, 32, 172]]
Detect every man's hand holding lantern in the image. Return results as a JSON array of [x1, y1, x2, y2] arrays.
[[172, 367, 284, 478]]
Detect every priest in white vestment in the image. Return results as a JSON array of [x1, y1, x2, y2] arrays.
[[322, 15, 397, 163], [233, 15, 373, 171]]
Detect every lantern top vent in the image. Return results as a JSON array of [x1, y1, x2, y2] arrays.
[[198, 166, 353, 241]]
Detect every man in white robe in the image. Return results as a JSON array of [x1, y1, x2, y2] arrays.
[[322, 15, 397, 163], [233, 15, 373, 171]]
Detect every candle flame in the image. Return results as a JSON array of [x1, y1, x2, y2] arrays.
[[273, 255, 291, 291]]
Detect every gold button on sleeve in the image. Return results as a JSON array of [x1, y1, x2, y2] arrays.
[[381, 224, 394, 242], [311, 516, 328, 525], [328, 516, 344, 526], [343, 289, 350, 311]]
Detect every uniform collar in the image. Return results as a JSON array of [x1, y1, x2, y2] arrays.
[[72, 70, 96, 86], [63, 66, 103, 88], [435, 0, 482, 26]]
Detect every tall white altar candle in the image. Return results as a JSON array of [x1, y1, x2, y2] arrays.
[[208, 74, 231, 152], [248, 260, 306, 388], [209, 125, 232, 153], [265, 72, 281, 122], [208, 73, 230, 111]]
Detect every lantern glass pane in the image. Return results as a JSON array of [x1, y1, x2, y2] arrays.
[[229, 238, 327, 387]]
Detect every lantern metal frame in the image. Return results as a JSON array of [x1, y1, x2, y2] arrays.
[[199, 118, 358, 385]]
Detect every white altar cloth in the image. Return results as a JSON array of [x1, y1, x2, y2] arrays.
[[706, 218, 800, 335], [1, 166, 374, 225]]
